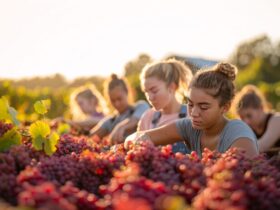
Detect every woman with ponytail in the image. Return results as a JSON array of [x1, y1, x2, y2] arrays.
[[137, 58, 193, 153]]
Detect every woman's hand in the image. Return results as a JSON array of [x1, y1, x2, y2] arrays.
[[109, 125, 126, 144], [124, 132, 152, 149]]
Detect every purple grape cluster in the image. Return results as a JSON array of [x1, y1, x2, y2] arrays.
[[76, 150, 124, 194], [18, 182, 77, 210], [268, 154, 280, 171], [173, 152, 206, 203], [17, 166, 46, 186], [60, 182, 99, 210], [126, 141, 181, 186], [0, 153, 19, 204], [100, 166, 169, 208], [37, 153, 80, 186], [1, 126, 280, 209], [0, 121, 13, 137], [8, 145, 33, 172], [193, 156, 249, 209], [54, 134, 100, 156], [0, 173, 19, 205], [193, 148, 280, 210]]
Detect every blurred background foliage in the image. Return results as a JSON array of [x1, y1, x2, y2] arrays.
[[0, 35, 279, 122], [229, 35, 280, 111], [0, 75, 106, 122]]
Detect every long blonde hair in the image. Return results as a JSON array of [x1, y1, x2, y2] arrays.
[[70, 84, 108, 120], [140, 58, 193, 103]]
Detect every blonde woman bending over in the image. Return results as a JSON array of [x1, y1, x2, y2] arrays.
[[138, 58, 193, 153]]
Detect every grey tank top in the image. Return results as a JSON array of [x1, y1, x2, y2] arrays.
[[176, 118, 258, 157]]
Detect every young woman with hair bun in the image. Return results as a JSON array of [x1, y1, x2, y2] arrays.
[[90, 74, 149, 144]]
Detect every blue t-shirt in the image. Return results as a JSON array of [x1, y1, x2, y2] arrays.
[[99, 100, 150, 136], [176, 118, 258, 156]]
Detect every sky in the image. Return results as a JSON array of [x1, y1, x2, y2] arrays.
[[0, 0, 279, 81]]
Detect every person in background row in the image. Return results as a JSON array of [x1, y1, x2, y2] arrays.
[[137, 58, 193, 153], [90, 74, 149, 144], [125, 62, 259, 158], [56, 84, 108, 133], [232, 84, 280, 153]]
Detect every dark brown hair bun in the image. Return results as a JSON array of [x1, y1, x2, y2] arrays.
[[215, 62, 238, 81], [111, 74, 118, 80]]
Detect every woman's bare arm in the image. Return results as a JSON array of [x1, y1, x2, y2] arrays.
[[231, 137, 259, 158], [257, 115, 280, 152], [125, 121, 182, 148]]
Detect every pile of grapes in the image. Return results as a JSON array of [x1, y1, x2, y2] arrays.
[[1, 121, 280, 210]]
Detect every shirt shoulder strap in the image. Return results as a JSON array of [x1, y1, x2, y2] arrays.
[[152, 111, 162, 128], [152, 104, 187, 128], [128, 105, 134, 116], [178, 104, 187, 118]]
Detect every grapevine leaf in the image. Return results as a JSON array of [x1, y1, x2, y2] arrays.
[[29, 121, 50, 139], [44, 132, 59, 156], [29, 121, 50, 150], [0, 128, 22, 152], [34, 99, 51, 115], [8, 107, 20, 126], [57, 123, 71, 135], [0, 97, 12, 121], [32, 136, 44, 150], [0, 97, 20, 126]]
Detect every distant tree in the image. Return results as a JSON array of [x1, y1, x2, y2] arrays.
[[12, 73, 68, 89], [230, 35, 280, 111], [124, 54, 152, 77], [235, 58, 263, 88], [229, 35, 280, 81], [230, 35, 272, 68], [124, 54, 153, 101], [70, 76, 105, 93]]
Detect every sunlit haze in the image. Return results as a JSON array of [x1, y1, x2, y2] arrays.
[[0, 0, 279, 81]]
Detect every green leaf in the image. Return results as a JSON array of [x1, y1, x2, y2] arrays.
[[57, 123, 71, 135], [34, 99, 51, 115], [44, 132, 59, 156], [0, 97, 12, 121], [29, 121, 50, 139], [8, 107, 20, 126], [29, 121, 50, 150], [32, 136, 44, 150], [0, 128, 22, 152], [0, 97, 21, 126]]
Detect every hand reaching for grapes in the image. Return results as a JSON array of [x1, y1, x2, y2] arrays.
[[124, 131, 152, 149], [108, 124, 126, 145]]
